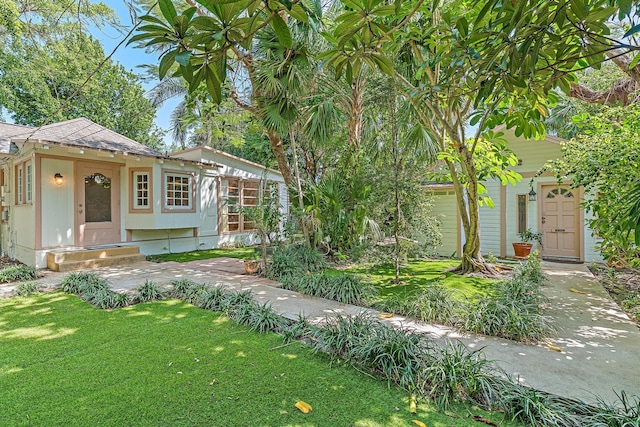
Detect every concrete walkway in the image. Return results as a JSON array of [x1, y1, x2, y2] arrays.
[[2, 258, 639, 405]]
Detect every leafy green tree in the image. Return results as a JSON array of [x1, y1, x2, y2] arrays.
[[0, 1, 163, 148], [133, 0, 634, 273], [320, 0, 634, 273]]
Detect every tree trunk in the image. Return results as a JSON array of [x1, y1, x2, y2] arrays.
[[289, 129, 311, 247], [447, 145, 493, 275], [346, 73, 365, 169], [267, 129, 294, 186]]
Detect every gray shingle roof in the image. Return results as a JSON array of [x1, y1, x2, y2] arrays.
[[0, 122, 32, 154], [1, 118, 163, 157]]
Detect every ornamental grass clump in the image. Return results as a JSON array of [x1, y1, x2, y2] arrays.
[[406, 282, 458, 325], [421, 341, 507, 410], [244, 302, 286, 333], [60, 272, 129, 310], [309, 313, 510, 411], [267, 244, 326, 280], [170, 278, 198, 299], [282, 271, 375, 305], [0, 264, 37, 283], [462, 257, 553, 343], [135, 280, 166, 302], [500, 386, 586, 427], [11, 282, 43, 297], [197, 285, 226, 311]]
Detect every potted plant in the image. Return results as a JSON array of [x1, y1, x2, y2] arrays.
[[513, 228, 543, 259], [243, 253, 262, 274]]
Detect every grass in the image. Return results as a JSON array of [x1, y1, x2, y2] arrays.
[[346, 259, 497, 303], [0, 292, 517, 427], [147, 247, 257, 263]]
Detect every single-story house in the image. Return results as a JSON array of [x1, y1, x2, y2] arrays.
[[0, 118, 288, 268], [429, 128, 603, 263]]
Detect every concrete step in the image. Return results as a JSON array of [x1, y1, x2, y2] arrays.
[[52, 254, 147, 272], [46, 246, 145, 272]]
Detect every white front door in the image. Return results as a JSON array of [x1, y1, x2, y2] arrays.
[[76, 161, 121, 246], [540, 184, 580, 260]]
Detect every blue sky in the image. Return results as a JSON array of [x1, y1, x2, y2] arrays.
[[93, 1, 178, 146]]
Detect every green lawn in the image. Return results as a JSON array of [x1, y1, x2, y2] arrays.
[[0, 292, 516, 426], [347, 259, 497, 302], [147, 247, 257, 263]]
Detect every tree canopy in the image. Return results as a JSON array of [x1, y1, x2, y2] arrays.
[[0, 0, 164, 149], [132, 0, 639, 271]]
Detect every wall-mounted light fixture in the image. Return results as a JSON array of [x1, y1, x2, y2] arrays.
[[528, 187, 537, 202], [54, 173, 64, 186]]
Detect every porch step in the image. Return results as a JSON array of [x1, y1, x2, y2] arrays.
[[46, 246, 146, 272]]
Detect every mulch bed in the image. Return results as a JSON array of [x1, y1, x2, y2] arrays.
[[589, 264, 640, 324]]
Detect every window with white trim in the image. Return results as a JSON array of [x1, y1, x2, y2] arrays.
[[133, 171, 150, 209], [17, 165, 23, 204], [164, 172, 192, 209], [26, 163, 32, 203]]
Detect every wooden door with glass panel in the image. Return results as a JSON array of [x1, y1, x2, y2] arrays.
[[76, 162, 121, 246]]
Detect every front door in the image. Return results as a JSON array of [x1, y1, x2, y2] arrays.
[[76, 161, 121, 246], [540, 184, 580, 260]]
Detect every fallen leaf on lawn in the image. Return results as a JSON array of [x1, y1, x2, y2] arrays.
[[412, 420, 426, 427], [546, 344, 563, 352], [471, 415, 498, 426], [295, 401, 312, 413], [570, 288, 587, 294], [409, 393, 417, 414], [439, 274, 447, 279], [209, 380, 216, 385], [377, 313, 393, 319]]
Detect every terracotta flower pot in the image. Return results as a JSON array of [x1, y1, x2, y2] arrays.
[[244, 260, 261, 274], [512, 242, 533, 259]]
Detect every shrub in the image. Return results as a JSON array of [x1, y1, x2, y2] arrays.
[[170, 279, 198, 299], [281, 316, 313, 343], [587, 391, 640, 426], [500, 386, 584, 427], [0, 265, 37, 283], [405, 282, 457, 325], [421, 341, 506, 409], [198, 286, 226, 311], [513, 254, 547, 286], [462, 264, 554, 343], [268, 245, 326, 280], [282, 271, 375, 305], [136, 281, 166, 302], [182, 282, 211, 306], [245, 302, 286, 333], [463, 293, 553, 343], [11, 282, 43, 297], [60, 272, 109, 297], [60, 272, 90, 294], [90, 289, 130, 310], [220, 290, 254, 317]]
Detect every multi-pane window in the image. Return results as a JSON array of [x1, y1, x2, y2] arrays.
[[15, 161, 32, 205], [133, 172, 150, 209], [17, 166, 23, 204], [26, 164, 32, 203], [221, 178, 278, 233], [164, 172, 192, 209]]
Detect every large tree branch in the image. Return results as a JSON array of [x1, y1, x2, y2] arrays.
[[606, 49, 640, 84], [569, 78, 639, 106]]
